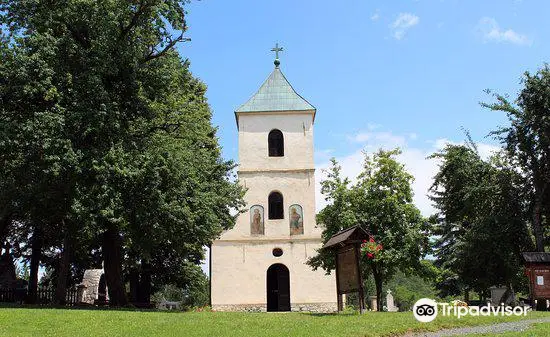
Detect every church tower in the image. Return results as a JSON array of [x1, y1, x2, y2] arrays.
[[211, 45, 336, 312]]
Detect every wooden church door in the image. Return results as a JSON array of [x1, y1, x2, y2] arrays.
[[267, 264, 290, 311]]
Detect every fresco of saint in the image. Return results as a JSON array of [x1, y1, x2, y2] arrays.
[[250, 205, 264, 235], [289, 205, 303, 235]]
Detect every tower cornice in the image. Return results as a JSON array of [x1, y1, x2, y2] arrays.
[[237, 168, 315, 174]]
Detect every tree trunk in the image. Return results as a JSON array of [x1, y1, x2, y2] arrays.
[[54, 227, 71, 305], [371, 265, 383, 311], [27, 227, 42, 304], [128, 268, 139, 304], [0, 211, 12, 248], [138, 260, 152, 305], [102, 226, 128, 306], [533, 198, 545, 252]]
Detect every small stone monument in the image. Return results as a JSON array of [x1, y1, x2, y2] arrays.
[[158, 299, 181, 310], [368, 296, 377, 311], [77, 269, 107, 304], [489, 286, 508, 306], [386, 289, 399, 312]]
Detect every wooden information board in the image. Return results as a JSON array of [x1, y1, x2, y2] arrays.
[[336, 246, 360, 293], [323, 225, 369, 313]]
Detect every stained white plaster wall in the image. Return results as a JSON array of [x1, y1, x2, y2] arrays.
[[237, 112, 315, 171], [219, 170, 319, 239], [211, 240, 335, 305]]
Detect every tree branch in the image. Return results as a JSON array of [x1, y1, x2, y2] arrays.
[[141, 32, 190, 64], [119, 0, 149, 41]]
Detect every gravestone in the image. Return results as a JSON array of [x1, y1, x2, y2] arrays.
[[368, 296, 377, 311], [158, 299, 181, 310], [490, 286, 509, 306], [386, 289, 399, 312]]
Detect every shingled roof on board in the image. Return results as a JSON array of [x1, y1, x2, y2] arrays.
[[322, 225, 370, 250], [522, 252, 550, 263]]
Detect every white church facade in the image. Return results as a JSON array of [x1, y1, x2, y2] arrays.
[[210, 48, 337, 312]]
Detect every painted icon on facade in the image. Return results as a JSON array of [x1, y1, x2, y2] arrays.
[[250, 205, 265, 235], [289, 204, 303, 235]]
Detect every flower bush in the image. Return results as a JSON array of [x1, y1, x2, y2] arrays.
[[361, 237, 382, 260]]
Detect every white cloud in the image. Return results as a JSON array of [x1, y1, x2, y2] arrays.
[[477, 17, 532, 46], [477, 142, 501, 159], [367, 123, 381, 131], [349, 131, 406, 148], [390, 13, 419, 40], [315, 131, 501, 217], [433, 138, 458, 150], [314, 148, 335, 164], [371, 13, 380, 21]]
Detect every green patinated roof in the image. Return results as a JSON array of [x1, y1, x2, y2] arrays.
[[235, 66, 316, 113]]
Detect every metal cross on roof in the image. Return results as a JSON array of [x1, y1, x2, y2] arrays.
[[271, 43, 283, 67], [271, 43, 283, 59]]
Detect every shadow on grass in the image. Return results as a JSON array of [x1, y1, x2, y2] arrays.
[[0, 302, 171, 313]]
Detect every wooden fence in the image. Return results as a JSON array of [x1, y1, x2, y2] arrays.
[[0, 287, 79, 305]]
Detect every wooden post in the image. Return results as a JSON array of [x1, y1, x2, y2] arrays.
[[355, 243, 365, 314], [335, 248, 343, 312], [337, 294, 343, 312], [528, 267, 535, 310]]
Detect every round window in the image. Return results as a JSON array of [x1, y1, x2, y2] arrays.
[[272, 248, 283, 257]]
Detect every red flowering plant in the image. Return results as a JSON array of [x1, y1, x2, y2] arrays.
[[360, 237, 383, 260]]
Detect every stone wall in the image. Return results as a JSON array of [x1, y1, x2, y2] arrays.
[[290, 302, 337, 313], [212, 302, 337, 313], [212, 304, 267, 312], [78, 269, 107, 304]]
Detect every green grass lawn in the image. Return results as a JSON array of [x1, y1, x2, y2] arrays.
[[0, 308, 548, 337]]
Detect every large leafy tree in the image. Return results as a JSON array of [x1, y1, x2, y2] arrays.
[[0, 9, 79, 303], [309, 149, 429, 311], [1, 0, 244, 306], [483, 65, 550, 252], [429, 143, 532, 300], [307, 158, 357, 273], [352, 149, 429, 310]]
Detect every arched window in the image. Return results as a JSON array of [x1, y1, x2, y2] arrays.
[[268, 191, 284, 219], [268, 129, 284, 157]]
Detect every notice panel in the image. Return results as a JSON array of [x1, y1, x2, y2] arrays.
[[337, 246, 360, 293]]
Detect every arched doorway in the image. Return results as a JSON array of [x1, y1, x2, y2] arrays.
[[266, 263, 290, 312]]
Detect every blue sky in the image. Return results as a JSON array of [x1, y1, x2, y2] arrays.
[[178, 0, 549, 216]]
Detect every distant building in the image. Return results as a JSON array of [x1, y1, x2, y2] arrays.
[[210, 47, 336, 312]]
